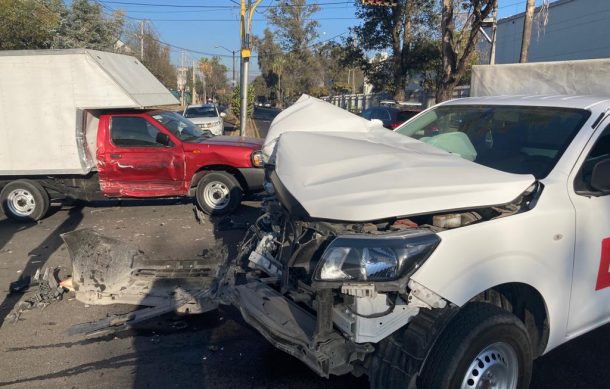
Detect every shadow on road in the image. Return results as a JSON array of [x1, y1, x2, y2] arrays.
[[0, 206, 84, 327], [0, 218, 35, 252]]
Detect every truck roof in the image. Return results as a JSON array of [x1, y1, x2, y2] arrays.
[[442, 95, 610, 110]]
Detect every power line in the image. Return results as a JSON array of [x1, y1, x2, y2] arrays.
[[112, 16, 357, 22], [102, 0, 352, 8]]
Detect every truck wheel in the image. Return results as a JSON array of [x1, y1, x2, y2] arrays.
[[0, 180, 50, 222], [196, 172, 242, 215], [418, 303, 532, 389]]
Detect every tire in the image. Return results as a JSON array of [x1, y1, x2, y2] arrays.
[[0, 180, 50, 222], [418, 302, 533, 389], [195, 171, 242, 215]]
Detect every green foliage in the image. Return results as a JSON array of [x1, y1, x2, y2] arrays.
[[231, 85, 255, 122], [123, 22, 175, 89], [0, 0, 123, 51], [0, 0, 61, 50], [262, 0, 323, 101], [252, 76, 270, 100], [52, 0, 124, 51], [352, 0, 439, 100], [268, 0, 320, 52], [199, 57, 230, 102]]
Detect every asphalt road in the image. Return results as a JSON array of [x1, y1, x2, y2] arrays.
[[1, 201, 610, 388], [252, 106, 281, 138]]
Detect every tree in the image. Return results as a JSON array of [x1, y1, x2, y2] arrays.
[[123, 23, 175, 89], [231, 85, 254, 121], [353, 0, 439, 101], [436, 0, 494, 102], [199, 57, 229, 102], [520, 0, 535, 63], [52, 0, 124, 51], [253, 29, 283, 103], [252, 76, 270, 101], [268, 0, 320, 52], [0, 0, 63, 50], [267, 0, 323, 99], [315, 41, 364, 96]]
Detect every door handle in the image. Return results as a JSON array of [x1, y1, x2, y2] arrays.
[[110, 153, 122, 159]]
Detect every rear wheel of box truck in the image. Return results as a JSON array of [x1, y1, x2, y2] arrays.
[[0, 180, 50, 222]]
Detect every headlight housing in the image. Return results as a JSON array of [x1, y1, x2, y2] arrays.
[[251, 150, 265, 167], [314, 230, 440, 282]]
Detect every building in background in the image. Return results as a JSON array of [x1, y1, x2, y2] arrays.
[[483, 0, 610, 64]]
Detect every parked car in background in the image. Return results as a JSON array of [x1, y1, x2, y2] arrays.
[[361, 106, 422, 129], [183, 104, 225, 136]]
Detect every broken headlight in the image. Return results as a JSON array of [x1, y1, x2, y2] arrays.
[[314, 230, 440, 282]]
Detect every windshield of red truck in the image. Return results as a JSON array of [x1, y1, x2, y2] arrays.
[[151, 111, 213, 141], [395, 105, 590, 178]]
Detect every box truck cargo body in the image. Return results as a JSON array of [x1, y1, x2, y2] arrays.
[[0, 50, 264, 221]]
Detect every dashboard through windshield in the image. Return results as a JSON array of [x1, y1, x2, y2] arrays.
[[395, 105, 590, 178]]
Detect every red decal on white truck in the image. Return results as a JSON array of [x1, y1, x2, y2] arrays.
[[595, 238, 610, 291]]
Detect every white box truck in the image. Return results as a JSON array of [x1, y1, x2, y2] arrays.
[[0, 50, 265, 221]]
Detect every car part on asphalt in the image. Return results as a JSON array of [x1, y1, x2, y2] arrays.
[[6, 267, 68, 322], [61, 229, 232, 338]]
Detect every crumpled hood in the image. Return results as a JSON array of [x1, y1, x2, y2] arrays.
[[266, 95, 536, 222]]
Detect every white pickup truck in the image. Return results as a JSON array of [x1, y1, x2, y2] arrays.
[[62, 60, 610, 388], [219, 93, 610, 389]]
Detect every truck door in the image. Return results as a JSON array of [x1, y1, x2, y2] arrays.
[[97, 114, 186, 197], [567, 122, 610, 334]]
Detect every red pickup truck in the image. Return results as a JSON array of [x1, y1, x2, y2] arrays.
[[0, 110, 264, 221]]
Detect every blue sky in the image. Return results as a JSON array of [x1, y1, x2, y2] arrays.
[[97, 0, 545, 76]]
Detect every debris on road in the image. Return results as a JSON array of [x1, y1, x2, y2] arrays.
[[7, 267, 69, 322], [61, 229, 232, 338]]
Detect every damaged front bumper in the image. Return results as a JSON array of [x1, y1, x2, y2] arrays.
[[233, 281, 373, 377]]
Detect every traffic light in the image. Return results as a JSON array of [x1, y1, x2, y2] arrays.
[[361, 0, 398, 6]]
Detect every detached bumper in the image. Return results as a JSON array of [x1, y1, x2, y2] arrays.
[[238, 168, 264, 192], [233, 282, 373, 378]]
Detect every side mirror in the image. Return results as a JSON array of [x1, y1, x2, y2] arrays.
[[156, 132, 172, 146], [220, 112, 227, 118], [591, 158, 610, 193]]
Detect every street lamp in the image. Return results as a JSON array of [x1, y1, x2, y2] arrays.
[[215, 45, 236, 88]]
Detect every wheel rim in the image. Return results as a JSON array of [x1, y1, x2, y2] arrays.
[[6, 189, 36, 217], [461, 342, 519, 389], [203, 181, 230, 210]]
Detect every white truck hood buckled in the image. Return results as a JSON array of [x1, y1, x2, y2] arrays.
[[265, 95, 536, 222]]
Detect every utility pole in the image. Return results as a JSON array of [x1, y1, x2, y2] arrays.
[[180, 50, 186, 106], [192, 60, 198, 105], [520, 0, 536, 63], [232, 50, 236, 88], [202, 73, 207, 103], [239, 0, 264, 137], [140, 20, 145, 61], [489, 0, 498, 65]]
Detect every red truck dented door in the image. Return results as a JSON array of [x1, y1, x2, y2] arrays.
[[96, 113, 187, 197]]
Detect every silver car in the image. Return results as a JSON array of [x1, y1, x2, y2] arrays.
[[182, 104, 225, 136]]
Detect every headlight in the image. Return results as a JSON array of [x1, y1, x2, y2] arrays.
[[314, 230, 440, 282], [251, 150, 265, 167]]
